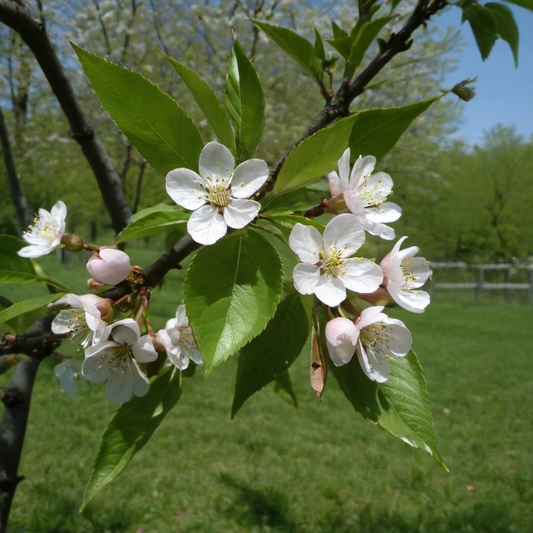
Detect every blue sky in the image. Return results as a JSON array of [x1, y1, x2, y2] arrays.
[[437, 4, 533, 146]]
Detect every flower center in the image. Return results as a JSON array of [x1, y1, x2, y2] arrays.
[[108, 345, 132, 375], [207, 185, 231, 207], [400, 258, 418, 286], [321, 247, 345, 276], [360, 323, 387, 349], [26, 217, 58, 244], [360, 177, 387, 208]]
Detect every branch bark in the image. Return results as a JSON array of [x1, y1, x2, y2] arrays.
[[0, 0, 132, 234]]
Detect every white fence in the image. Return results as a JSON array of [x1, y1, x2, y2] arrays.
[[429, 262, 533, 304]]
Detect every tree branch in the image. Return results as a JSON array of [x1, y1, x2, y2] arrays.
[[0, 0, 132, 234]]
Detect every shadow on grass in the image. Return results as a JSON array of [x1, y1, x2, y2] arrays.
[[220, 473, 297, 532]]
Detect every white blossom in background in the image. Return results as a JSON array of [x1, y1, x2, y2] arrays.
[[86, 247, 132, 285], [166, 142, 269, 245], [51, 294, 111, 348], [156, 305, 202, 370], [328, 149, 401, 240], [289, 214, 383, 307], [380, 236, 432, 313], [18, 200, 67, 258], [54, 359, 83, 399], [325, 306, 412, 382], [82, 318, 157, 405]]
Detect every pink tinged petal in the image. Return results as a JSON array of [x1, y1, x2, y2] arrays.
[[231, 159, 269, 198], [289, 223, 322, 263], [356, 306, 387, 329], [224, 198, 260, 229], [325, 317, 358, 366], [87, 248, 131, 286], [349, 155, 376, 190], [357, 341, 390, 382], [341, 259, 383, 294], [106, 361, 135, 405], [380, 252, 391, 281], [314, 274, 346, 307], [132, 335, 158, 363], [187, 205, 227, 245], [166, 169, 208, 210], [110, 319, 140, 345], [323, 214, 365, 256], [292, 263, 321, 295], [199, 141, 234, 183], [328, 171, 344, 197], [365, 202, 402, 223]]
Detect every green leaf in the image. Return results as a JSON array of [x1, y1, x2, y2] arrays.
[[461, 3, 498, 60], [224, 39, 265, 161], [70, 43, 204, 175], [328, 22, 351, 59], [275, 95, 441, 194], [232, 293, 310, 417], [252, 20, 324, 84], [332, 350, 447, 470], [345, 17, 394, 78], [114, 206, 189, 244], [0, 294, 65, 325], [0, 235, 36, 278], [486, 2, 519, 66], [256, 214, 325, 244], [81, 367, 182, 512], [314, 28, 326, 61], [502, 0, 533, 12], [271, 371, 298, 408], [184, 229, 283, 375], [163, 54, 236, 153], [31, 263, 74, 293]]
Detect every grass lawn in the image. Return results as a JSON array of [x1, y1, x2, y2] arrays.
[[1, 252, 532, 532]]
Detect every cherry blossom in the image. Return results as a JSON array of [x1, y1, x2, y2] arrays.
[[325, 306, 412, 382], [380, 236, 432, 313], [156, 305, 202, 370], [51, 294, 110, 348], [82, 318, 157, 405], [328, 149, 401, 240], [18, 200, 67, 258], [166, 142, 269, 245], [87, 247, 131, 285], [289, 214, 383, 307]]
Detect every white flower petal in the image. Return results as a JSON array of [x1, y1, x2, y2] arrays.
[[356, 306, 387, 329], [168, 347, 189, 370], [175, 304, 188, 328], [82, 345, 116, 383], [110, 319, 140, 345], [187, 205, 227, 245], [106, 362, 135, 405], [186, 346, 203, 365], [380, 318, 412, 356], [364, 220, 396, 241], [349, 155, 376, 190], [341, 259, 383, 294], [358, 341, 390, 383], [365, 202, 402, 223], [289, 223, 322, 263], [166, 168, 207, 210], [388, 283, 430, 313], [359, 171, 393, 206], [224, 198, 260, 229], [131, 359, 150, 398], [231, 159, 269, 198], [323, 214, 365, 256], [199, 141, 234, 183], [292, 263, 321, 295], [314, 274, 347, 307], [132, 335, 158, 363]]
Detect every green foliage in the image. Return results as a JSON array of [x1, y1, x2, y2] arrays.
[[163, 53, 236, 153], [114, 205, 188, 244], [252, 20, 324, 87], [81, 366, 182, 511], [0, 294, 65, 330], [274, 96, 442, 194], [184, 229, 283, 375], [224, 39, 265, 162], [486, 2, 519, 66], [71, 43, 204, 175], [332, 349, 447, 470], [232, 292, 311, 417]]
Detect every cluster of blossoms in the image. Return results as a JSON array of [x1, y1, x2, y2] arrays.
[[289, 148, 431, 382], [21, 142, 430, 403]]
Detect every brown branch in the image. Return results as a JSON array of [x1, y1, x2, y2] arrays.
[[0, 0, 132, 234]]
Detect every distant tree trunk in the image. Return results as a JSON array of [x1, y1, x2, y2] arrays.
[[0, 0, 132, 234], [0, 107, 32, 232]]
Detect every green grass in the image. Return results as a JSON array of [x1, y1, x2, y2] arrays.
[[1, 254, 532, 532]]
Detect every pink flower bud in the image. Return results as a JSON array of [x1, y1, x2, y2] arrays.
[[86, 247, 131, 286], [325, 317, 358, 366], [379, 253, 391, 286]]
